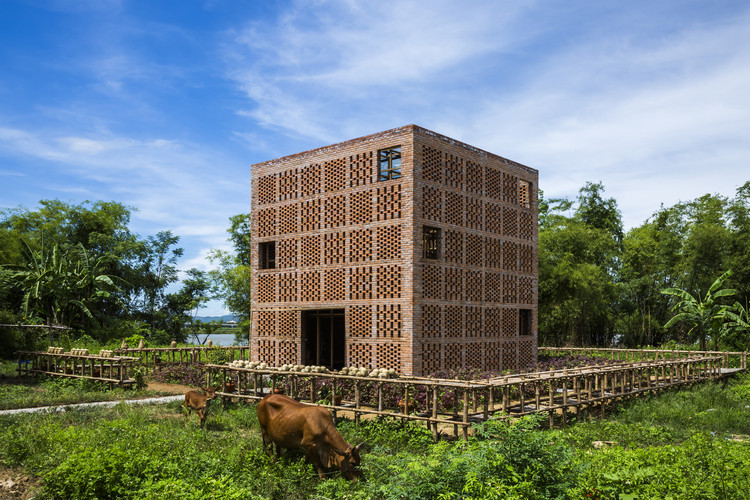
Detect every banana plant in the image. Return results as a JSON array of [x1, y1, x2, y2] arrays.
[[661, 270, 736, 350], [10, 240, 121, 331], [722, 301, 750, 351]]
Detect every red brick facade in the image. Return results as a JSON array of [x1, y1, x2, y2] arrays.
[[251, 125, 538, 376]]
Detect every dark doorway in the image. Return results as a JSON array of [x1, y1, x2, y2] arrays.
[[302, 309, 346, 369]]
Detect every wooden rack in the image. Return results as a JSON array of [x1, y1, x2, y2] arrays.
[[16, 351, 140, 388], [114, 346, 250, 374]]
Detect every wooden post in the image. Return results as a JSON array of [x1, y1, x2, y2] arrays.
[[483, 387, 489, 421], [562, 377, 568, 427], [332, 378, 338, 420], [548, 378, 554, 428], [354, 381, 361, 425], [403, 384, 409, 416], [432, 386, 439, 441], [462, 387, 469, 441]]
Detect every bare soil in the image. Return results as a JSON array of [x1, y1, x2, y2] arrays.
[[146, 381, 197, 395], [0, 469, 42, 500]]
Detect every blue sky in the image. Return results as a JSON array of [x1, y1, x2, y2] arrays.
[[2, 1, 749, 316]]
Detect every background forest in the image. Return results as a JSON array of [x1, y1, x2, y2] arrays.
[[1, 181, 749, 358]]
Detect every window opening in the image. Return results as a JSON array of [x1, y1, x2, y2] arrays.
[[519, 309, 532, 336], [259, 241, 276, 269], [378, 146, 402, 181], [518, 180, 531, 208], [423, 226, 440, 259]]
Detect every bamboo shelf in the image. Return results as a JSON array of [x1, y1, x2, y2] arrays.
[[16, 351, 140, 388], [114, 346, 251, 374]]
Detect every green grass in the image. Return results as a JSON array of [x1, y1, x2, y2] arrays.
[[562, 373, 750, 448], [0, 372, 749, 499]]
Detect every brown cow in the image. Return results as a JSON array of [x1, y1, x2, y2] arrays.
[[257, 393, 364, 480], [183, 386, 218, 428]]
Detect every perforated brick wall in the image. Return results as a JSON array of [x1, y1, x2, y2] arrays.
[[251, 125, 537, 376]]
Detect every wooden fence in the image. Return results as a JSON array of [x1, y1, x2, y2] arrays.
[[207, 354, 726, 440], [539, 346, 748, 370], [16, 351, 140, 388]]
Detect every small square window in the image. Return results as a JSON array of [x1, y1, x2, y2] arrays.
[[259, 241, 276, 269], [519, 309, 532, 336], [378, 146, 401, 181], [519, 180, 531, 208], [423, 226, 440, 259]]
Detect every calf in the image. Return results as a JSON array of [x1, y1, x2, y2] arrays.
[[183, 386, 218, 428], [257, 393, 364, 481]]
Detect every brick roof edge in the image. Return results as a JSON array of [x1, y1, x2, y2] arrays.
[[251, 124, 538, 176]]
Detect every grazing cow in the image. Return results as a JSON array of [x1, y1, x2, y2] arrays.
[[257, 394, 364, 481], [183, 386, 218, 428]]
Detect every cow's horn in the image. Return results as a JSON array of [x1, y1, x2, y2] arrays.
[[353, 442, 364, 452]]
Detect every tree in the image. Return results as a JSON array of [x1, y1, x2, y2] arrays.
[[127, 231, 183, 332], [537, 186, 621, 346], [8, 241, 120, 333], [209, 213, 252, 324], [661, 270, 736, 350], [575, 181, 623, 246]]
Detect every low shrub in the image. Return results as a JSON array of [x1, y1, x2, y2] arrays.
[[152, 363, 207, 387], [571, 432, 750, 499]]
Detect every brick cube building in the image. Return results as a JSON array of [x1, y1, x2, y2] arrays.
[[250, 125, 538, 376]]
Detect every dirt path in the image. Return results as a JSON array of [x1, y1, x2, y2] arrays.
[[147, 381, 196, 395], [0, 382, 199, 416]]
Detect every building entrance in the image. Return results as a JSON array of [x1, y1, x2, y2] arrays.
[[302, 309, 346, 370]]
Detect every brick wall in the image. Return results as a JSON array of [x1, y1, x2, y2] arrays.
[[250, 125, 538, 376], [412, 127, 538, 374]]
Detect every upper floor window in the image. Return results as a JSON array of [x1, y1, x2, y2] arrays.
[[423, 226, 440, 259], [259, 241, 276, 269], [378, 146, 401, 181], [519, 309, 532, 336], [519, 180, 531, 208]]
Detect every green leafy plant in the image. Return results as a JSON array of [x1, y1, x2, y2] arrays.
[[661, 270, 736, 350]]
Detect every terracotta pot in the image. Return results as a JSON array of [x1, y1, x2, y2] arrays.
[[273, 387, 285, 394], [398, 399, 414, 412], [334, 395, 343, 405]]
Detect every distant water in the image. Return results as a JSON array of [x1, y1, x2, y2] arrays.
[[205, 333, 247, 347]]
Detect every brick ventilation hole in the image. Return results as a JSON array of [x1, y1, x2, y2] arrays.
[[348, 305, 372, 338], [376, 304, 402, 338], [324, 268, 346, 301], [300, 164, 321, 197], [258, 174, 277, 204], [377, 225, 401, 260], [376, 343, 402, 371], [279, 169, 299, 201], [422, 145, 442, 182], [348, 342, 373, 368]]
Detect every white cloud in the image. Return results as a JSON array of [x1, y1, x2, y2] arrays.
[[224, 0, 534, 141]]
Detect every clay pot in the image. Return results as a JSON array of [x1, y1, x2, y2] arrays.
[[398, 399, 415, 412], [334, 395, 343, 405], [224, 382, 236, 393], [273, 387, 285, 394]]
